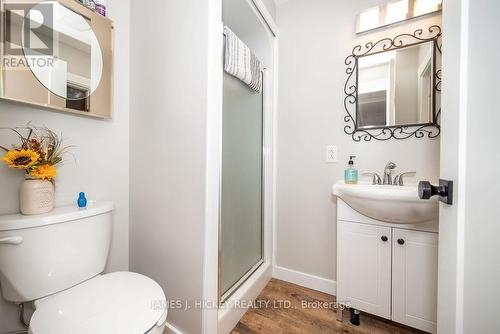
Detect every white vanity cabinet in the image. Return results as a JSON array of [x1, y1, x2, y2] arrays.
[[337, 221, 392, 319], [392, 228, 438, 333], [336, 199, 438, 333]]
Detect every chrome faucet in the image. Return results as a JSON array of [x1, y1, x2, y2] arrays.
[[363, 162, 416, 186], [383, 162, 397, 185]]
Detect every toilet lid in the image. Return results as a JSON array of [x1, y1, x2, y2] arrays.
[[30, 272, 167, 334]]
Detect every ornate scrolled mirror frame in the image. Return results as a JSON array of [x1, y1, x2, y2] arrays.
[[344, 25, 442, 141]]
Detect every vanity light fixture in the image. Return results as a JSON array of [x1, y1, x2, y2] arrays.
[[356, 0, 442, 34], [414, 0, 442, 16], [358, 6, 379, 32], [385, 0, 408, 25]]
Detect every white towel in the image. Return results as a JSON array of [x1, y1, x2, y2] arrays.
[[223, 26, 263, 93]]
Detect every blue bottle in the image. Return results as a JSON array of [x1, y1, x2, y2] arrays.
[[78, 192, 87, 208]]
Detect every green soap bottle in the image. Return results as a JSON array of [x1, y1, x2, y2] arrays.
[[344, 156, 358, 184]]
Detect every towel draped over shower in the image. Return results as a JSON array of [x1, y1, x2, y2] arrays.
[[223, 26, 263, 93]]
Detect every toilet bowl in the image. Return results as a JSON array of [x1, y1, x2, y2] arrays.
[[28, 272, 167, 334], [0, 202, 167, 334]]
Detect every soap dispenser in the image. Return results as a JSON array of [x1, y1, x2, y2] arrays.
[[344, 156, 358, 184]]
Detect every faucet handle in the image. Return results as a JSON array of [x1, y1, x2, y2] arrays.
[[393, 172, 416, 186], [362, 171, 382, 185]]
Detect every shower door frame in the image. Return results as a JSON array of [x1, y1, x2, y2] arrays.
[[218, 71, 266, 303], [202, 0, 278, 332]]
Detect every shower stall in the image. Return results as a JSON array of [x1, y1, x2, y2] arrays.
[[216, 0, 277, 332]]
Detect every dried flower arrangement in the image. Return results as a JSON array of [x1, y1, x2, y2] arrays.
[[1, 124, 73, 182]]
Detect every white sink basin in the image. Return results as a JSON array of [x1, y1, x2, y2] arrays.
[[333, 182, 438, 224]]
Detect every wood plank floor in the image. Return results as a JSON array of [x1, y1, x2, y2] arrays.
[[231, 279, 426, 334]]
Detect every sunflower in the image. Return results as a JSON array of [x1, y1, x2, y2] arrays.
[[29, 164, 57, 181], [2, 149, 40, 169]]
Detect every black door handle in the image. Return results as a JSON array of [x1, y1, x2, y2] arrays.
[[418, 179, 453, 205], [397, 239, 405, 245], [381, 236, 388, 242]]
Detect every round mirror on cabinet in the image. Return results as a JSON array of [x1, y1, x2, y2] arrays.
[[21, 1, 103, 106]]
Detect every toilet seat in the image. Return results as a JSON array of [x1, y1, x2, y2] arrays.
[[29, 272, 167, 334]]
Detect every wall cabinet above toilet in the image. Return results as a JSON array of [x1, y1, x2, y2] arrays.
[[0, 0, 113, 118]]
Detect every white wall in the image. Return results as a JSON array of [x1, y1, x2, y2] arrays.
[[274, 0, 440, 291], [0, 0, 130, 332], [129, 1, 210, 333], [461, 0, 500, 332]]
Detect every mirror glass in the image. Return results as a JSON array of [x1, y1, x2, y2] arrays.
[[21, 1, 103, 105], [357, 41, 435, 129]]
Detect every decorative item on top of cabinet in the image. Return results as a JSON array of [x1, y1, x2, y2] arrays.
[[0, 0, 113, 119]]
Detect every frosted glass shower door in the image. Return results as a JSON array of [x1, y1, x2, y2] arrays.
[[219, 72, 263, 300]]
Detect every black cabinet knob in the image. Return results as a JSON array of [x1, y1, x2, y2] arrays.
[[381, 236, 388, 242], [397, 239, 405, 245]]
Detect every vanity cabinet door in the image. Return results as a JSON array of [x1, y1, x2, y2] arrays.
[[392, 228, 438, 333], [337, 221, 392, 319]]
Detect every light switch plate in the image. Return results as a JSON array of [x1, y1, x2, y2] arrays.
[[326, 145, 338, 163]]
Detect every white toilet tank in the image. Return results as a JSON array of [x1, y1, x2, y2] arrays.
[[0, 202, 113, 303]]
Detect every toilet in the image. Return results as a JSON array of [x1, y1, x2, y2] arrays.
[[0, 202, 167, 334]]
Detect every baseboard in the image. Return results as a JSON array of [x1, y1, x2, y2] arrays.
[[272, 265, 337, 296], [164, 321, 183, 334]]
